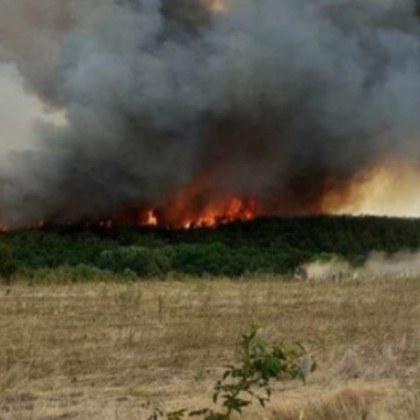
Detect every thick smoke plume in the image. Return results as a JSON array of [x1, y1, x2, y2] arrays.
[[1, 0, 420, 226]]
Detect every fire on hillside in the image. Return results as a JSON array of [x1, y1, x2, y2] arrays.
[[1, 157, 420, 232], [1, 1, 420, 230]]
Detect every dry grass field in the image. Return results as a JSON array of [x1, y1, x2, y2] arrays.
[[1, 276, 420, 419]]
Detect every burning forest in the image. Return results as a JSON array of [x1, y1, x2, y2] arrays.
[[4, 4, 420, 419], [1, 0, 420, 229]]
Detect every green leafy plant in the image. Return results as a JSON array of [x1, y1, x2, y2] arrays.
[[145, 328, 315, 419], [0, 243, 17, 282], [96, 246, 173, 277]]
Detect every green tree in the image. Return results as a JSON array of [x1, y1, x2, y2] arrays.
[[0, 243, 17, 281]]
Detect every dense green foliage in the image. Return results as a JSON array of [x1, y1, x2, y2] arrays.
[[0, 243, 17, 280], [97, 246, 174, 277], [2, 215, 420, 280]]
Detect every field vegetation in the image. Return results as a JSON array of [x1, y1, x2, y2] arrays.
[[1, 275, 420, 419]]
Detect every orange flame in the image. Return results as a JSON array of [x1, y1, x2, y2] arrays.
[[138, 196, 256, 229], [181, 196, 256, 229], [4, 158, 420, 232], [144, 209, 158, 227]]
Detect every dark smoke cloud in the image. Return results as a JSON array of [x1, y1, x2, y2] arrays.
[[1, 0, 420, 226]]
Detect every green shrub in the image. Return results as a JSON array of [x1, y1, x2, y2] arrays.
[[145, 328, 315, 419], [22, 265, 116, 284], [173, 243, 241, 276], [70, 264, 114, 281], [96, 246, 173, 277], [0, 243, 17, 281], [172, 243, 301, 277]]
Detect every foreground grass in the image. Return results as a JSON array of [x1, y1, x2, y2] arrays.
[[0, 276, 419, 419]]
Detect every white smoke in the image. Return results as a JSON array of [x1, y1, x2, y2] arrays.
[[0, 63, 41, 158], [297, 251, 420, 280]]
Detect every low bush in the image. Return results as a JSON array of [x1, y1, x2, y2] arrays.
[[0, 243, 17, 281], [96, 246, 174, 277], [21, 265, 118, 284], [145, 328, 315, 419], [172, 243, 306, 277]]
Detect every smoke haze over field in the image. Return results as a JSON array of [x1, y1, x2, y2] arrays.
[[299, 251, 420, 280], [2, 0, 420, 226]]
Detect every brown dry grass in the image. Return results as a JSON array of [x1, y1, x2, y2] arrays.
[[0, 276, 419, 419]]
